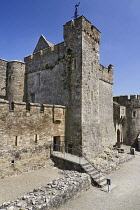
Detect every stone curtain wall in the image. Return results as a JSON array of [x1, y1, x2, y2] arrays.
[[0, 172, 90, 209], [24, 42, 67, 106], [0, 99, 65, 178], [0, 146, 50, 178]]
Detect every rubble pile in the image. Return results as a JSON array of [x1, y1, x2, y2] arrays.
[[0, 172, 90, 210]]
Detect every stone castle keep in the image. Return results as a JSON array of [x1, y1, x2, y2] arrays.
[[0, 16, 117, 177]]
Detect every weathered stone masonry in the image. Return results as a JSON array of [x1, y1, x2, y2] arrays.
[[0, 99, 65, 178], [24, 16, 116, 158], [0, 172, 90, 210], [113, 95, 140, 146], [0, 15, 116, 178]]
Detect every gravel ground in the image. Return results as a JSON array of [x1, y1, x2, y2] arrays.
[[59, 154, 140, 210], [0, 149, 138, 210], [0, 163, 63, 205]]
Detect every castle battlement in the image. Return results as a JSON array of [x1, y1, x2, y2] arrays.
[[64, 16, 100, 39], [99, 64, 114, 84], [25, 42, 65, 60], [8, 60, 25, 64], [113, 95, 140, 107], [24, 42, 65, 74], [64, 16, 100, 47], [0, 58, 8, 62], [0, 99, 65, 117]]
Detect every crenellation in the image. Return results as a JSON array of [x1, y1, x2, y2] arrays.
[[130, 95, 136, 100]]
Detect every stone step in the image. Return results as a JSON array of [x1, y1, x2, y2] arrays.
[[82, 164, 91, 169], [99, 179, 108, 187], [81, 161, 107, 188], [93, 176, 106, 184], [86, 168, 98, 175], [81, 162, 90, 167], [83, 166, 96, 171], [90, 172, 103, 179]]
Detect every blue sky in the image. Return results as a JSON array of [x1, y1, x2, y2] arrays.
[[0, 0, 140, 96]]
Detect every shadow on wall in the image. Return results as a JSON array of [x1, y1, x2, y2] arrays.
[[131, 135, 139, 151]]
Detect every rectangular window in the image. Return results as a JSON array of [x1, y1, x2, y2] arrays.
[[74, 59, 76, 70], [31, 93, 35, 103], [9, 101, 14, 111], [91, 62, 93, 73], [15, 136, 18, 146], [34, 134, 39, 143], [133, 111, 136, 118], [37, 72, 41, 86], [91, 91, 93, 101]]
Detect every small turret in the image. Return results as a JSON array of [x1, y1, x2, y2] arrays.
[[6, 60, 25, 102], [108, 64, 114, 72]]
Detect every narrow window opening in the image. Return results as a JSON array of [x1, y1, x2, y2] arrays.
[[133, 111, 136, 118], [15, 136, 18, 146], [74, 59, 76, 70], [34, 134, 39, 144], [91, 91, 93, 101], [31, 93, 35, 103], [91, 62, 93, 72], [26, 103, 30, 111], [9, 101, 14, 111], [37, 72, 41, 87], [40, 104, 44, 112]]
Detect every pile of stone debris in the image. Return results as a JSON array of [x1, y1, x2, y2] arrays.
[[92, 145, 134, 174], [0, 171, 90, 210]]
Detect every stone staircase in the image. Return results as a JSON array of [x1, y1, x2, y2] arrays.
[[81, 162, 107, 188], [51, 144, 107, 188]]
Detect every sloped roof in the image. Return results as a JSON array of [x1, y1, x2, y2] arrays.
[[33, 35, 54, 53]]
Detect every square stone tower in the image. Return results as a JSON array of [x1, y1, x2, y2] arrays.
[[25, 16, 116, 158], [64, 17, 101, 156]]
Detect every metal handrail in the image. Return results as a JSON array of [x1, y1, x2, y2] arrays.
[[77, 149, 100, 173], [50, 143, 101, 184]]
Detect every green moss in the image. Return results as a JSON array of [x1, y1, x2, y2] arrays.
[[45, 64, 54, 70]]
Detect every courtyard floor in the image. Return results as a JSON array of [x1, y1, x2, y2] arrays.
[[59, 153, 140, 210], [0, 163, 63, 205], [0, 152, 139, 210]]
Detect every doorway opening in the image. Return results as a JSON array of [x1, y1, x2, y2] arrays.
[[53, 136, 60, 151], [117, 129, 120, 143]]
